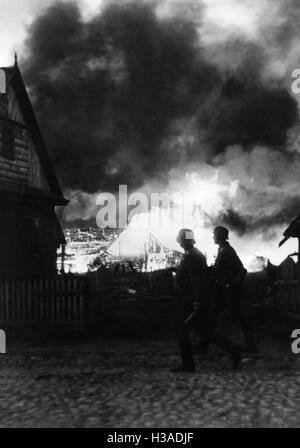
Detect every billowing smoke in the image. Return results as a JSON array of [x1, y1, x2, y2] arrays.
[[23, 0, 221, 192], [21, 0, 300, 256]]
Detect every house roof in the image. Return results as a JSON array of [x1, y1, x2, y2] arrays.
[[279, 214, 300, 247], [0, 180, 68, 206], [0, 63, 68, 205], [54, 213, 66, 246]]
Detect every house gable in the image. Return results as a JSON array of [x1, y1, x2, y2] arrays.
[[7, 81, 27, 126], [0, 64, 67, 205]]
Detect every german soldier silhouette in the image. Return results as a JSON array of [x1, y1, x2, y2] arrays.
[[171, 228, 243, 372]]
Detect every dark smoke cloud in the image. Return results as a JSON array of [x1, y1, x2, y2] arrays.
[[207, 78, 297, 152], [217, 198, 300, 237], [201, 37, 298, 153], [23, 0, 220, 192], [22, 0, 298, 198]]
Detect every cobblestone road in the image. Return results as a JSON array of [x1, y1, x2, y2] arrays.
[[0, 335, 299, 428]]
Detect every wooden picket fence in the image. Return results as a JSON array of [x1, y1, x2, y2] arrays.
[[0, 267, 112, 325], [275, 257, 300, 316]]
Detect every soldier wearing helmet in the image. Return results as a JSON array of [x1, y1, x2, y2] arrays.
[[175, 228, 208, 312], [171, 228, 242, 372], [213, 226, 247, 288], [210, 225, 257, 353], [170, 229, 208, 372]]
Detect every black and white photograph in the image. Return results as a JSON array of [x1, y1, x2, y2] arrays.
[[1, 0, 300, 430]]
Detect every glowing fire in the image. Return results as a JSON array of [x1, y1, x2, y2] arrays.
[[110, 171, 298, 271]]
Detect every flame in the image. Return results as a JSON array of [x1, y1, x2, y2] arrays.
[[110, 171, 298, 271]]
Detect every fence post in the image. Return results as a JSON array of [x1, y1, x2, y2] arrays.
[[86, 267, 113, 325], [0, 330, 6, 354], [0, 69, 6, 94]]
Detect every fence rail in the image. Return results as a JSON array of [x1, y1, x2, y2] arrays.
[[0, 268, 112, 325]]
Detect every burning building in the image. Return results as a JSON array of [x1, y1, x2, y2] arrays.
[[0, 59, 67, 278], [109, 226, 182, 272], [20, 1, 300, 271]]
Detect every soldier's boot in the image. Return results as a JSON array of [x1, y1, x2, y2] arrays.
[[170, 363, 195, 373], [243, 329, 258, 354], [194, 338, 210, 353], [173, 318, 196, 372], [231, 352, 243, 370], [244, 344, 258, 354]]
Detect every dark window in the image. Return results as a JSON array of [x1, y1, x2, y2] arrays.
[[2, 123, 15, 159]]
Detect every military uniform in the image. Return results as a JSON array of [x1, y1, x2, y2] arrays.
[[176, 247, 208, 308], [212, 242, 257, 351], [215, 242, 246, 287], [175, 247, 241, 369], [175, 247, 208, 369]]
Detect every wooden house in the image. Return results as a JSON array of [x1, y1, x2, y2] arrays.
[[0, 60, 67, 278]]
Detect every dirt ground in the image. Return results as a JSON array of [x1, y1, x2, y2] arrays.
[[0, 325, 300, 428], [0, 274, 299, 429]]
